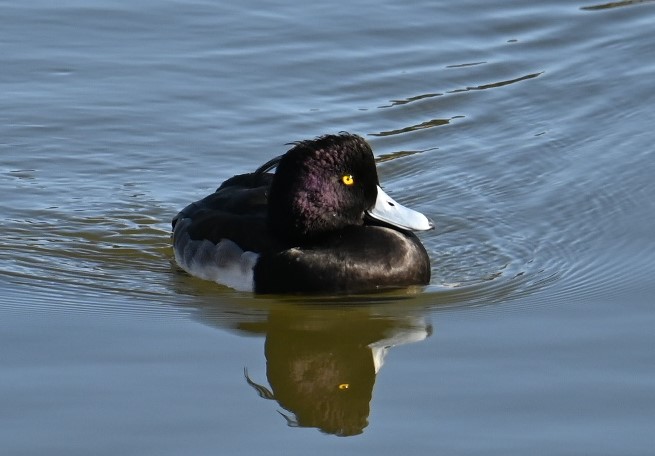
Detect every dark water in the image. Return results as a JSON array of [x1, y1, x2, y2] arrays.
[[2, 0, 655, 454]]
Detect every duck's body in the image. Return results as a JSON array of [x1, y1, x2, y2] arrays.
[[172, 133, 432, 294]]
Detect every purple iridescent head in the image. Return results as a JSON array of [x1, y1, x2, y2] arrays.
[[268, 134, 378, 242], [267, 133, 433, 243]]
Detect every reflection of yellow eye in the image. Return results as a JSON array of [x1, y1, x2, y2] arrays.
[[338, 383, 349, 390], [342, 175, 354, 186]]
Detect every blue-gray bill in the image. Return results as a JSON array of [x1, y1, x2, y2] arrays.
[[366, 186, 434, 231]]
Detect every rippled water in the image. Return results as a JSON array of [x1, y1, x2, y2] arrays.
[[2, 0, 655, 454]]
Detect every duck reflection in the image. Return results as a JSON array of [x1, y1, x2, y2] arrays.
[[241, 305, 431, 436]]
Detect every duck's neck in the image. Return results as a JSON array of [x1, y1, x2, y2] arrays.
[[267, 208, 366, 247]]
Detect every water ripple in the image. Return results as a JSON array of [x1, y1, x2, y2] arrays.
[[371, 116, 464, 137], [0, 207, 176, 312], [581, 0, 655, 11], [448, 72, 543, 94]]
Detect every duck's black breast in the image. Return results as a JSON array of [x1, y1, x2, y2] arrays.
[[253, 225, 431, 294], [172, 172, 283, 253]]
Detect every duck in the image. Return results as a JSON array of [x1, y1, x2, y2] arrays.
[[171, 133, 433, 294]]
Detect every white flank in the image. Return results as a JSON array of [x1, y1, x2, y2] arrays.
[[173, 219, 258, 292]]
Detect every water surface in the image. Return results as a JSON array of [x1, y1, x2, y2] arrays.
[[2, 0, 655, 454]]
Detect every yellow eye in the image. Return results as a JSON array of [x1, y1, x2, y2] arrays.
[[341, 175, 355, 186], [338, 383, 349, 390]]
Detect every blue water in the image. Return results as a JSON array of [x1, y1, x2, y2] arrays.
[[2, 0, 655, 454]]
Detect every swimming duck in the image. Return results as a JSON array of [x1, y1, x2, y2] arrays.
[[172, 133, 432, 294]]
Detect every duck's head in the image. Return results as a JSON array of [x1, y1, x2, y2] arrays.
[[268, 133, 433, 243]]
